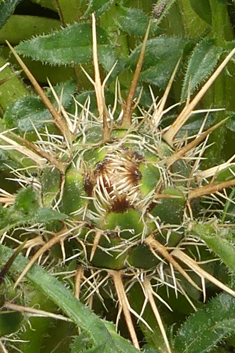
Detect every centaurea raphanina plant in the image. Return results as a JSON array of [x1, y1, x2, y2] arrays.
[[2, 10, 235, 353]]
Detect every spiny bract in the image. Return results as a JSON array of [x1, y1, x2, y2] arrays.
[[1, 15, 235, 353]]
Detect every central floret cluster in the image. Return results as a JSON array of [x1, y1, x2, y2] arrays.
[[78, 132, 189, 230], [93, 149, 143, 213]]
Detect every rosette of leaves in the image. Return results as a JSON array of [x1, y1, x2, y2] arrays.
[[1, 1, 235, 353]]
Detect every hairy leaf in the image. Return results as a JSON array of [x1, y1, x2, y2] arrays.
[[0, 244, 139, 353], [84, 0, 113, 16], [0, 188, 68, 233], [13, 187, 40, 216], [174, 293, 235, 353], [226, 114, 235, 132], [30, 0, 58, 11], [181, 39, 223, 101], [71, 332, 93, 352], [34, 208, 68, 223], [0, 0, 20, 30], [193, 223, 235, 276], [118, 7, 149, 36], [129, 37, 187, 89], [15, 23, 116, 71], [4, 80, 77, 132]]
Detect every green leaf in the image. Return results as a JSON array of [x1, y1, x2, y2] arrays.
[[215, 165, 235, 183], [118, 7, 149, 36], [102, 320, 141, 353], [193, 223, 235, 276], [172, 113, 216, 138], [34, 208, 68, 223], [0, 244, 139, 353], [15, 23, 116, 71], [174, 293, 235, 353], [0, 0, 21, 30], [0, 241, 26, 285], [60, 169, 87, 215], [0, 204, 8, 220], [30, 0, 58, 11], [189, 0, 212, 24], [181, 39, 223, 101], [82, 344, 107, 353], [71, 332, 93, 352], [5, 96, 52, 131], [129, 37, 187, 89], [84, 0, 113, 16], [4, 80, 77, 132], [12, 187, 40, 216], [226, 113, 235, 132], [0, 188, 68, 233], [41, 167, 61, 207]]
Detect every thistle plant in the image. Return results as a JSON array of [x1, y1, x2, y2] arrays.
[[1, 1, 235, 353]]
